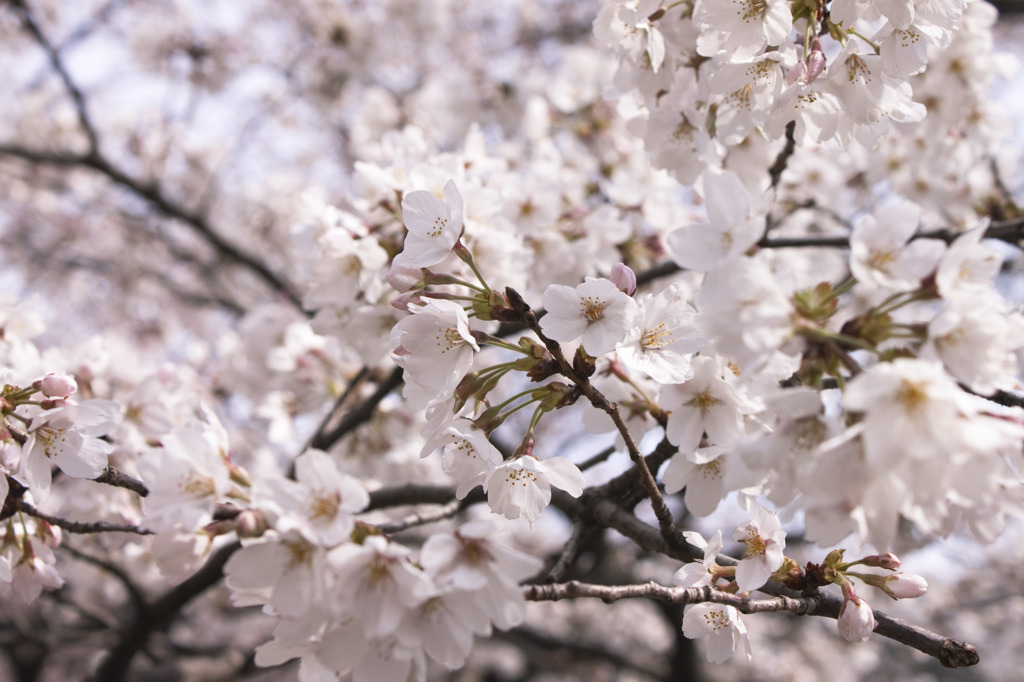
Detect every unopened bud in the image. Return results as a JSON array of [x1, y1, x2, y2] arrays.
[[514, 432, 536, 459], [862, 552, 901, 570], [36, 373, 77, 399], [386, 262, 423, 293], [838, 595, 876, 642], [390, 292, 421, 311], [610, 262, 637, 296], [806, 39, 826, 83], [235, 509, 268, 538], [884, 573, 928, 599]]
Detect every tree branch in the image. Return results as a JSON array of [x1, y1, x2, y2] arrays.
[[310, 366, 405, 451], [768, 120, 797, 191], [90, 541, 241, 682], [93, 466, 149, 497], [9, 0, 99, 153], [505, 286, 683, 553], [0, 144, 303, 306], [524, 580, 979, 668], [16, 502, 152, 535]]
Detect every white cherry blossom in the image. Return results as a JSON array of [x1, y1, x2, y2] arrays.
[[484, 455, 585, 525], [693, 0, 793, 61], [393, 179, 465, 269], [391, 298, 479, 409], [617, 283, 705, 384], [732, 502, 786, 592], [662, 355, 759, 454], [539, 277, 636, 356], [682, 602, 752, 663], [666, 171, 763, 271], [849, 202, 945, 292], [20, 399, 120, 501]]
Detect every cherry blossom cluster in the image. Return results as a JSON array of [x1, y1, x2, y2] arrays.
[[1, 0, 1022, 678], [672, 509, 926, 661], [594, 0, 1000, 190], [376, 156, 1021, 665], [384, 167, 1024, 554]]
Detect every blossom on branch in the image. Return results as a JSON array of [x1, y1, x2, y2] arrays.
[[682, 602, 752, 663], [540, 277, 637, 356], [20, 399, 120, 501], [393, 179, 465, 269], [392, 298, 479, 409], [484, 455, 585, 525]]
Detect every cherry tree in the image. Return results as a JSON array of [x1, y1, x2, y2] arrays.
[[1, 0, 1024, 680]]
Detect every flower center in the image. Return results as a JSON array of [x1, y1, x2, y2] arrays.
[[580, 296, 610, 323], [702, 606, 732, 631], [641, 323, 674, 351], [691, 392, 718, 415], [310, 490, 341, 521]]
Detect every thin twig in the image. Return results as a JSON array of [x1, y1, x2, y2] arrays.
[[93, 467, 149, 497], [505, 287, 683, 553], [59, 543, 149, 618], [305, 366, 370, 453], [544, 519, 589, 582], [311, 366, 404, 451], [17, 502, 152, 535], [0, 145, 303, 306], [376, 498, 464, 534], [10, 0, 99, 152]]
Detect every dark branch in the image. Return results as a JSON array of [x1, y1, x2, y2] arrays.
[[0, 144, 303, 306], [93, 466, 149, 497], [768, 120, 797, 191], [17, 502, 152, 535], [311, 366, 404, 451], [10, 0, 99, 152], [90, 541, 241, 682], [525, 580, 979, 668]]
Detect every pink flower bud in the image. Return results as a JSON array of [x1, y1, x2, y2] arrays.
[[838, 595, 876, 642], [610, 262, 637, 296], [235, 509, 268, 538], [883, 573, 928, 599], [36, 373, 77, 398], [387, 262, 423, 293], [786, 60, 807, 86], [863, 552, 901, 570], [390, 292, 421, 311], [805, 39, 826, 83]]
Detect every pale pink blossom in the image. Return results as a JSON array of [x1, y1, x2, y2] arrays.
[[21, 399, 120, 501], [732, 502, 786, 592], [540, 277, 636, 356], [484, 455, 585, 525], [682, 602, 752, 663], [393, 179, 464, 269], [391, 298, 479, 409]]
